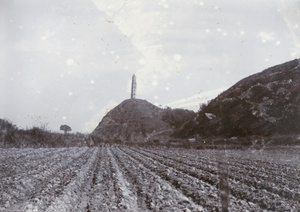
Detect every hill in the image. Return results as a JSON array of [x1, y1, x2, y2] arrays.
[[175, 58, 300, 138], [91, 99, 195, 143]]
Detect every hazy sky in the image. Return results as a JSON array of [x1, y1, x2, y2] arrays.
[[1, 0, 299, 133]]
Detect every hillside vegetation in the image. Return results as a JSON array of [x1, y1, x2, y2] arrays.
[[175, 59, 300, 138], [92, 99, 195, 143], [0, 119, 88, 147]]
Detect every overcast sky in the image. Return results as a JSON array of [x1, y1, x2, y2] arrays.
[[1, 0, 299, 133]]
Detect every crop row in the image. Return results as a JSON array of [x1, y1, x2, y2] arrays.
[[130, 146, 300, 211], [1, 146, 299, 211], [0, 147, 93, 211], [119, 147, 261, 211]]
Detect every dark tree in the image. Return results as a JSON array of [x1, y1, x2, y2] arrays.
[[60, 125, 72, 134]]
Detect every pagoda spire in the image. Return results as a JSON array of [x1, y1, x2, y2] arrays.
[[131, 74, 136, 99]]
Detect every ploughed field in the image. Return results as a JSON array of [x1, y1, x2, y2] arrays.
[[0, 145, 299, 211]]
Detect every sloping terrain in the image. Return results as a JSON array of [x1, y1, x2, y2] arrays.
[[92, 99, 195, 143], [176, 58, 300, 138]]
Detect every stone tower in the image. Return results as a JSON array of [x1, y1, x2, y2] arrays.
[[131, 74, 136, 99]]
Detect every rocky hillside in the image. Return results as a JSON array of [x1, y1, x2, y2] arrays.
[[176, 58, 300, 138], [91, 99, 195, 143]]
